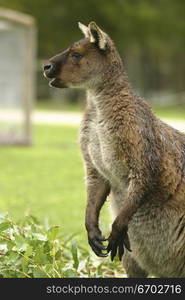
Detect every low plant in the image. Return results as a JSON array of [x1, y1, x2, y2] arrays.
[[0, 213, 125, 278]]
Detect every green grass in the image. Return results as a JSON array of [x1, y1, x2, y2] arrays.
[[152, 105, 185, 121], [36, 100, 83, 112], [36, 100, 185, 120], [0, 124, 110, 247]]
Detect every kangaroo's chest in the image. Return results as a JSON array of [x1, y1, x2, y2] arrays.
[[88, 121, 128, 186]]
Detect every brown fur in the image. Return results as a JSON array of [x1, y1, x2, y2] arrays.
[[44, 22, 185, 277]]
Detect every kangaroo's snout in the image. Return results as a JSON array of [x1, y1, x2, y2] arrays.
[[43, 62, 57, 79], [43, 63, 52, 72]]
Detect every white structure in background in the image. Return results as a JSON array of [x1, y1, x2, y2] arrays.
[[0, 8, 36, 145]]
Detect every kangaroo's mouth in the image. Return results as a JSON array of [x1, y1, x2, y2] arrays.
[[50, 78, 67, 88], [44, 73, 67, 89], [49, 78, 62, 88]]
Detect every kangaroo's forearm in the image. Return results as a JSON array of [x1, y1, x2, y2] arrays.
[[85, 170, 110, 231], [85, 179, 110, 231], [84, 167, 110, 257]]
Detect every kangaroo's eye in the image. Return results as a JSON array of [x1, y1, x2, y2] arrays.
[[71, 52, 83, 60]]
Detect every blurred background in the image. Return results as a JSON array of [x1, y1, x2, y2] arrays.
[[0, 0, 184, 244]]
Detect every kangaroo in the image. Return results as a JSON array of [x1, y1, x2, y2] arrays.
[[43, 22, 185, 278]]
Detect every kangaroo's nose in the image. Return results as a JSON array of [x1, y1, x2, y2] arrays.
[[43, 63, 53, 72], [43, 62, 56, 78]]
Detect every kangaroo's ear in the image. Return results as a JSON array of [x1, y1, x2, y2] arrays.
[[78, 22, 90, 39], [88, 22, 107, 50]]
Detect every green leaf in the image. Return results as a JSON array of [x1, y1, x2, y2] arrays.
[[63, 268, 78, 278], [34, 247, 49, 265], [0, 212, 125, 278], [55, 249, 62, 260], [33, 267, 48, 278], [0, 243, 8, 254], [21, 257, 29, 273], [47, 226, 59, 241], [0, 212, 8, 221], [71, 242, 79, 270], [97, 263, 103, 276], [32, 233, 47, 241], [7, 251, 19, 263], [29, 215, 40, 225], [24, 246, 33, 257], [0, 221, 11, 232], [13, 236, 28, 252], [43, 241, 52, 253]]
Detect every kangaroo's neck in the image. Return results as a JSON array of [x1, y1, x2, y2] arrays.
[[87, 70, 135, 118]]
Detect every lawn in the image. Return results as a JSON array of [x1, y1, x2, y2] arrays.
[[0, 124, 110, 247], [37, 100, 185, 121], [153, 105, 185, 120]]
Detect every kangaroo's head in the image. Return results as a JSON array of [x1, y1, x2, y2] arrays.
[[43, 22, 122, 89]]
